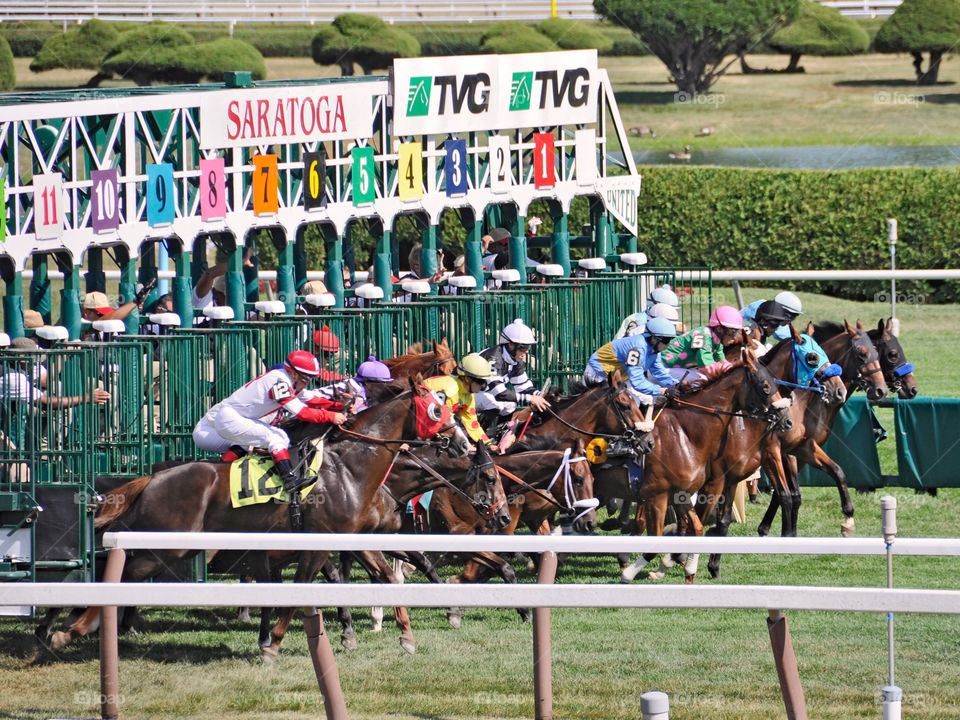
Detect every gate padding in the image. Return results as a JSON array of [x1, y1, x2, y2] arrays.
[[895, 397, 960, 489], [798, 396, 883, 489]]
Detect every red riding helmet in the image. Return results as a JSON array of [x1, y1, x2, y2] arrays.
[[313, 325, 340, 353], [286, 350, 321, 377]]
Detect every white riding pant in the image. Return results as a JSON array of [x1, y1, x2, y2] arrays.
[[192, 405, 290, 454]]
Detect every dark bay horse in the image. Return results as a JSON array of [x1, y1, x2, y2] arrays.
[[385, 338, 456, 380], [815, 319, 918, 399], [620, 348, 793, 582], [49, 380, 463, 658]]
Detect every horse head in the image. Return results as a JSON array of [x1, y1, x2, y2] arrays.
[[432, 338, 457, 376], [411, 373, 471, 457], [741, 346, 793, 433], [567, 439, 598, 534], [842, 320, 887, 402], [795, 322, 846, 406], [465, 442, 511, 530], [608, 369, 649, 433], [874, 318, 918, 399]]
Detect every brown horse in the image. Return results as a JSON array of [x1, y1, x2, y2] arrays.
[[815, 319, 918, 400], [385, 338, 456, 380], [620, 347, 793, 582], [49, 380, 465, 658]]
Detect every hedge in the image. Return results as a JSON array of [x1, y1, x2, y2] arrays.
[[0, 21, 62, 57], [635, 166, 960, 302], [481, 23, 559, 54], [30, 19, 120, 72], [537, 17, 614, 52], [0, 36, 14, 91]]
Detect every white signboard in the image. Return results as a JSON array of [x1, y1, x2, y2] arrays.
[[595, 175, 641, 237], [392, 50, 598, 135], [199, 83, 379, 149], [574, 128, 598, 185]]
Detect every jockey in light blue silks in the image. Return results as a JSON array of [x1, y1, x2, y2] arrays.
[[615, 285, 681, 339], [584, 316, 679, 404]]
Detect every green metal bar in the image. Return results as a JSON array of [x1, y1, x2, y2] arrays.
[[29, 255, 51, 324], [276, 231, 296, 314], [294, 227, 308, 291], [463, 210, 484, 288], [118, 252, 138, 335], [3, 270, 25, 338], [243, 239, 260, 305], [225, 240, 246, 319], [137, 243, 159, 310], [172, 246, 193, 329], [85, 247, 106, 294], [58, 260, 82, 339], [551, 210, 570, 277], [324, 226, 345, 308]]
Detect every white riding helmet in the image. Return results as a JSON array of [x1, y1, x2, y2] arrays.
[[774, 291, 802, 316], [500, 318, 537, 346], [647, 285, 679, 309], [646, 302, 680, 324]]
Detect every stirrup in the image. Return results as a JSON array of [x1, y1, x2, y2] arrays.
[[287, 496, 304, 532]]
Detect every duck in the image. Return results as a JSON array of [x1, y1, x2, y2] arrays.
[[695, 126, 715, 137], [628, 125, 656, 138], [668, 145, 693, 161]]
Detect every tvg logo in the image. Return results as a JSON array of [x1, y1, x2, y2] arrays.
[[407, 76, 432, 116], [510, 72, 533, 111]]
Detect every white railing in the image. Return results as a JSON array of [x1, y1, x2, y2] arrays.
[[820, 0, 901, 17], [0, 0, 597, 24]]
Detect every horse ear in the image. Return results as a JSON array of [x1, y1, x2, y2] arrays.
[[743, 346, 757, 369], [576, 437, 587, 454], [411, 372, 424, 391], [790, 323, 801, 342], [879, 318, 888, 335], [806, 321, 816, 336], [440, 337, 449, 349], [856, 319, 864, 331], [844, 319, 856, 336]]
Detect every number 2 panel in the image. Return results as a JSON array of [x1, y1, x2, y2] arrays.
[[488, 135, 511, 193]]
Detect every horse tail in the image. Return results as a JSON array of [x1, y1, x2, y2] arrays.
[[94, 475, 153, 528]]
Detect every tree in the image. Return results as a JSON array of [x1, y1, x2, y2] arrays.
[[0, 36, 14, 91], [875, 0, 960, 85], [101, 24, 265, 85], [30, 19, 120, 87], [594, 0, 800, 95], [312, 14, 419, 76], [768, 1, 869, 72]]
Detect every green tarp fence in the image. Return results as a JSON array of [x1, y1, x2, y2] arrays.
[[799, 395, 884, 489], [895, 397, 960, 489]]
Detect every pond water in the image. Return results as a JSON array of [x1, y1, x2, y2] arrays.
[[632, 145, 960, 169]]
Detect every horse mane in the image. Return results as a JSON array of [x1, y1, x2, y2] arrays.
[[759, 335, 794, 367], [812, 320, 844, 343], [384, 344, 426, 365], [687, 360, 745, 391]]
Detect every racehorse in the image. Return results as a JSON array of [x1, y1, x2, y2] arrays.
[[385, 339, 456, 380], [49, 379, 466, 658], [814, 319, 918, 399], [619, 346, 793, 582]]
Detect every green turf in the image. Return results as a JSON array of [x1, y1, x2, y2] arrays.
[[1, 486, 958, 719]]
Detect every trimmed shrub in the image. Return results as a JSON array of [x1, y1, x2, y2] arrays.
[[0, 36, 14, 91], [411, 24, 489, 56], [769, 1, 869, 58], [30, 19, 120, 72], [101, 23, 197, 85], [635, 166, 960, 302], [481, 23, 559, 54], [185, 38, 267, 81], [875, 0, 960, 84], [537, 17, 613, 52], [0, 21, 62, 57], [597, 23, 651, 56], [312, 14, 419, 75]]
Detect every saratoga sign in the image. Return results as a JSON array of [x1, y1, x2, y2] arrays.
[[392, 50, 598, 135], [199, 83, 379, 149]]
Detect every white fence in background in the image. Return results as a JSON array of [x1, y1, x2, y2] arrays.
[[0, 0, 898, 26]]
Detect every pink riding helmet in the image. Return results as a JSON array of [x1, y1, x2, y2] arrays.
[[709, 305, 744, 330]]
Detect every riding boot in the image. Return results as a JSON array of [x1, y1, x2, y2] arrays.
[[221, 445, 247, 463], [274, 457, 304, 532]]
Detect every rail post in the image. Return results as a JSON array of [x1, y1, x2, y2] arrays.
[[640, 690, 669, 719], [881, 495, 901, 720], [533, 550, 558, 720], [767, 609, 807, 720], [100, 547, 127, 720], [303, 607, 349, 720]]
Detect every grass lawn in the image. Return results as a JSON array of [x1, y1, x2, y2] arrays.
[[0, 486, 957, 720]]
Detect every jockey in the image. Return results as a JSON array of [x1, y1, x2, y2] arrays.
[[583, 316, 679, 404], [753, 300, 794, 344], [476, 319, 552, 420], [741, 291, 802, 341], [423, 353, 498, 452], [192, 349, 347, 495], [308, 355, 393, 413], [313, 325, 345, 383], [615, 285, 680, 339], [661, 305, 745, 381]]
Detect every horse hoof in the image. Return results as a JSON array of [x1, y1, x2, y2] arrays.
[[708, 566, 720, 580], [447, 611, 462, 629], [237, 608, 252, 624], [400, 638, 417, 655], [684, 574, 696, 585], [841, 518, 855, 538], [341, 633, 358, 652], [757, 526, 770, 538], [260, 647, 279, 665], [518, 609, 531, 624], [525, 558, 536, 574], [49, 631, 69, 651], [646, 571, 665, 581], [599, 518, 621, 531]]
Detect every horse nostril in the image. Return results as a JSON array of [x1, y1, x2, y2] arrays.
[[909, 386, 919, 398]]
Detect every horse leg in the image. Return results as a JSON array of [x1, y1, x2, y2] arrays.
[[262, 551, 330, 662], [256, 563, 283, 649], [363, 551, 415, 654], [762, 445, 794, 537], [796, 441, 854, 537], [621, 494, 668, 582], [757, 490, 780, 537], [784, 452, 802, 538], [707, 484, 737, 579], [320, 555, 356, 651], [682, 509, 705, 584]]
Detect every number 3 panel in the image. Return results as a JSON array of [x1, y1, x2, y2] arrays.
[[444, 138, 468, 197], [488, 135, 512, 194], [199, 157, 226, 222], [146, 163, 175, 226]]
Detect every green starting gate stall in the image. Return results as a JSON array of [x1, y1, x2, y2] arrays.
[[0, 50, 672, 599]]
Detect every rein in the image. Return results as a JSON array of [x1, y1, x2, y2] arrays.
[[668, 396, 772, 421], [493, 465, 566, 511], [335, 424, 451, 450], [542, 402, 635, 442], [398, 449, 506, 521]]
